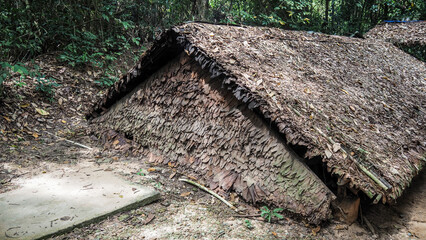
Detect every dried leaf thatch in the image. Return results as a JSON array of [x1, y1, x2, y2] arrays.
[[90, 23, 426, 222], [365, 21, 425, 47]]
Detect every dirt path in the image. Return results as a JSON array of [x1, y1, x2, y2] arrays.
[[0, 54, 424, 239]]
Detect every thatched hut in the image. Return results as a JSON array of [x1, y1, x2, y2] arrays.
[[89, 23, 425, 224], [365, 21, 425, 61]]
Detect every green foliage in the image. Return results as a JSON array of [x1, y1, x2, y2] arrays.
[[244, 219, 253, 229], [0, 62, 12, 90], [210, 0, 425, 35], [96, 73, 120, 87], [260, 206, 284, 222], [153, 182, 163, 189], [0, 0, 145, 86], [398, 44, 426, 62], [136, 169, 145, 176], [35, 76, 60, 97], [0, 62, 32, 89], [0, 0, 424, 91], [0, 60, 59, 98]]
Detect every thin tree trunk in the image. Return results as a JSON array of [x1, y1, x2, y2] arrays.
[[323, 0, 330, 30], [331, 0, 335, 32], [192, 0, 209, 21]]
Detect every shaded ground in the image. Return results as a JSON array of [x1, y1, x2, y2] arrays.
[[0, 53, 424, 239]]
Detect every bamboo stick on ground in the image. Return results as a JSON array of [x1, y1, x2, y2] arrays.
[[179, 178, 237, 210], [44, 131, 93, 150]]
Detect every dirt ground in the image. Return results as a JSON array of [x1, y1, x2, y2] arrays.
[[0, 54, 424, 240]]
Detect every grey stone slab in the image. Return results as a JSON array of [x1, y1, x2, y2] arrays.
[[0, 168, 159, 240]]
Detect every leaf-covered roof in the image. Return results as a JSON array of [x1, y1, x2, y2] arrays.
[[91, 22, 426, 203], [365, 21, 425, 46]]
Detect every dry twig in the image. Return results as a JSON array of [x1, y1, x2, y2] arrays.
[[44, 131, 92, 150], [179, 178, 237, 211]]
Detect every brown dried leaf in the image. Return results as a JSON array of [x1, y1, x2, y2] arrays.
[[180, 192, 191, 197], [312, 226, 321, 235], [35, 108, 49, 116]]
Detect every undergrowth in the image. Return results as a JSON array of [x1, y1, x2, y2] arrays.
[[0, 61, 60, 100], [1, 1, 424, 94]]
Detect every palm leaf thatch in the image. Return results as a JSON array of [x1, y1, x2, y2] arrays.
[[89, 23, 425, 223]]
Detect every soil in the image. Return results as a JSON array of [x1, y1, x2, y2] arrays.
[[0, 53, 424, 240]]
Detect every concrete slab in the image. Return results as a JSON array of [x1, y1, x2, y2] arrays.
[[0, 167, 159, 240]]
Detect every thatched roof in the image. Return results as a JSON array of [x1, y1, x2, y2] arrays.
[[365, 21, 425, 46], [91, 23, 426, 205]]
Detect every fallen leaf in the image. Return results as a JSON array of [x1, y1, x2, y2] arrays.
[[169, 172, 176, 179], [35, 108, 49, 116], [188, 175, 197, 180], [341, 89, 349, 94], [20, 104, 29, 108], [119, 195, 123, 198], [61, 120, 67, 123], [147, 168, 156, 172], [335, 224, 347, 230], [272, 232, 278, 237], [142, 214, 155, 225], [325, 150, 333, 158], [3, 116, 11, 122], [180, 192, 191, 197], [32, 133, 39, 138], [230, 193, 236, 202], [304, 88, 311, 94], [333, 143, 341, 152], [113, 140, 119, 145], [168, 162, 175, 168], [312, 226, 321, 236]]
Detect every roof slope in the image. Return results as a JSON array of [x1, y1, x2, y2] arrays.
[[365, 21, 425, 46], [91, 23, 426, 204]]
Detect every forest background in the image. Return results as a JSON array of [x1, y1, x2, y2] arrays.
[[1, 0, 425, 91]]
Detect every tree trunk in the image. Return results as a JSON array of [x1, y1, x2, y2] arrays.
[[323, 0, 330, 31], [192, 0, 209, 21]]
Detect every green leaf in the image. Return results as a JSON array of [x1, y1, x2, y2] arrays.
[[273, 213, 284, 219], [11, 65, 29, 75], [132, 37, 140, 45], [273, 208, 283, 213], [102, 14, 110, 22]]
